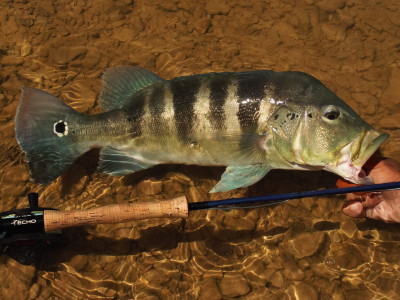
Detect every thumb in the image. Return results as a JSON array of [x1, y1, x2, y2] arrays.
[[343, 201, 365, 218]]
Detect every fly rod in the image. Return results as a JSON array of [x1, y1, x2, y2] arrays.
[[2, 181, 400, 264], [1, 181, 400, 235]]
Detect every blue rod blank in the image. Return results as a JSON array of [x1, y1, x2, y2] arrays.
[[188, 181, 400, 211]]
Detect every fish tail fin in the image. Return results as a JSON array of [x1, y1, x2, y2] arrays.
[[15, 87, 86, 184]]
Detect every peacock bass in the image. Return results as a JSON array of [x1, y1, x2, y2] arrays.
[[15, 66, 388, 192]]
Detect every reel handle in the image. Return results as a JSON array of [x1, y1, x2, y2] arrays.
[[43, 196, 189, 232]]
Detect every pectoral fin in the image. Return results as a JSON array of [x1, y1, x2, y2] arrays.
[[98, 147, 156, 175], [210, 165, 271, 193]]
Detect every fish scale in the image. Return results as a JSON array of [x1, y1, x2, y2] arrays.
[[147, 83, 166, 135], [208, 76, 229, 131], [223, 80, 241, 133], [15, 66, 389, 192], [193, 78, 212, 133], [170, 76, 201, 142], [126, 91, 146, 139], [236, 71, 268, 131]]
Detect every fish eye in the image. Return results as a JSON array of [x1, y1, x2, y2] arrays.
[[323, 106, 340, 121]]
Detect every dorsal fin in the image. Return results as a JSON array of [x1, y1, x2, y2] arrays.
[[100, 66, 163, 111]]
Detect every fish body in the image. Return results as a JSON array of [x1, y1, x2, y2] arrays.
[[15, 66, 388, 192]]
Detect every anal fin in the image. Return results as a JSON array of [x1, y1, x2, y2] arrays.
[[210, 165, 271, 193], [98, 147, 155, 176]]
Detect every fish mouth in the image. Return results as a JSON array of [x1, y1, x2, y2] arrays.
[[324, 130, 389, 184]]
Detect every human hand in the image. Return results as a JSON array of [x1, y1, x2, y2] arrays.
[[337, 155, 400, 223]]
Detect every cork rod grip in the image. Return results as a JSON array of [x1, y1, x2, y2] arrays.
[[43, 196, 189, 232]]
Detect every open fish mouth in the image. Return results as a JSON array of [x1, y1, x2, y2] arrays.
[[324, 131, 389, 184], [354, 131, 389, 181]]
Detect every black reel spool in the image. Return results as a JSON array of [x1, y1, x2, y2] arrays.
[[0, 193, 66, 265]]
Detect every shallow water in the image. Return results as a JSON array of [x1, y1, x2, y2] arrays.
[[1, 0, 400, 299]]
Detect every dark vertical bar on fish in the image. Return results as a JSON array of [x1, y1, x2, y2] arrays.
[[235, 72, 266, 153], [170, 76, 201, 142], [236, 72, 266, 131], [148, 84, 165, 115], [127, 92, 146, 138], [148, 84, 165, 134], [208, 76, 229, 131]]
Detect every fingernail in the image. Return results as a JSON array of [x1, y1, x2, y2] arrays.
[[349, 204, 358, 212]]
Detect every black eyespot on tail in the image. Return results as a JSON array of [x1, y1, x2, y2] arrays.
[[55, 121, 66, 134], [53, 120, 69, 137]]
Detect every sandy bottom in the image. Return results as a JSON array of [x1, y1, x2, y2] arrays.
[[1, 0, 400, 299]]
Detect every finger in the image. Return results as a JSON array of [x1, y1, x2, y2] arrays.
[[342, 201, 365, 218], [346, 193, 364, 201], [360, 193, 383, 207], [336, 179, 367, 196], [367, 158, 400, 184]]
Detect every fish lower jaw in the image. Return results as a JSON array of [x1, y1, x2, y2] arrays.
[[335, 131, 389, 184], [324, 131, 385, 185], [324, 158, 373, 185], [346, 165, 374, 184]]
